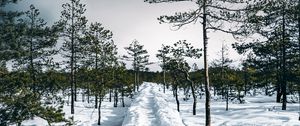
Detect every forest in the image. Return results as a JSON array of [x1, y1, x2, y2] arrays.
[[0, 0, 300, 126]]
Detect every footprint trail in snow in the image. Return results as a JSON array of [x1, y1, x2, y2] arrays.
[[122, 82, 184, 126]]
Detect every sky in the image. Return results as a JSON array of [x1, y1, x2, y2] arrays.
[[7, 0, 243, 71]]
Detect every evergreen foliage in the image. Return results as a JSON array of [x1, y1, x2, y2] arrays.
[[162, 40, 201, 115], [123, 40, 150, 92], [0, 4, 66, 125], [232, 0, 300, 110], [57, 0, 88, 114]]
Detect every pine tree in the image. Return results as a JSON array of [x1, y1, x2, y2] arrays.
[[211, 43, 232, 111], [83, 22, 116, 125], [0, 1, 24, 124], [84, 22, 113, 109], [164, 40, 201, 115], [0, 0, 23, 66], [57, 0, 87, 114], [16, 4, 58, 93], [156, 44, 171, 93], [1, 4, 66, 125], [113, 62, 129, 107], [123, 40, 150, 92]]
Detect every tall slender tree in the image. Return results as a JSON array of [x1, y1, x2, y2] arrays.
[[164, 40, 201, 115], [123, 40, 150, 92], [57, 0, 87, 114], [211, 43, 232, 111], [83, 22, 116, 125], [156, 44, 171, 93], [16, 5, 58, 93], [83, 22, 113, 109]]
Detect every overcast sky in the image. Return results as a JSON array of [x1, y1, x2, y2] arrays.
[[8, 0, 243, 71]]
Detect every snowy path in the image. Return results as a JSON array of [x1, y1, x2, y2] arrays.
[[135, 85, 158, 125], [122, 82, 184, 126]]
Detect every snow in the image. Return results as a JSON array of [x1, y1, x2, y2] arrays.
[[62, 101, 127, 126], [20, 93, 129, 126], [163, 86, 300, 126], [122, 82, 184, 126], [21, 117, 49, 126], [18, 82, 300, 126]]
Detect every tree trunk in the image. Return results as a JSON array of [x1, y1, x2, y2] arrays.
[[95, 94, 98, 109], [87, 83, 90, 103], [98, 78, 105, 125], [74, 74, 77, 102], [97, 95, 102, 125], [276, 50, 282, 103], [134, 70, 137, 92], [276, 85, 282, 103], [243, 67, 247, 96], [175, 84, 180, 112], [122, 85, 125, 107], [74, 51, 77, 102], [82, 91, 85, 102], [114, 89, 118, 107], [71, 66, 75, 114], [226, 86, 229, 111], [191, 82, 197, 115], [185, 72, 197, 115], [281, 5, 287, 110], [163, 69, 166, 93], [95, 53, 99, 108], [137, 71, 140, 91], [70, 0, 75, 115], [213, 87, 216, 96], [202, 1, 211, 125], [109, 89, 112, 102]]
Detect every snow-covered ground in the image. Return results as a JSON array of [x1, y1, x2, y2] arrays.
[[21, 93, 130, 126], [117, 82, 300, 126], [19, 82, 300, 126], [163, 86, 300, 126], [122, 83, 184, 126]]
